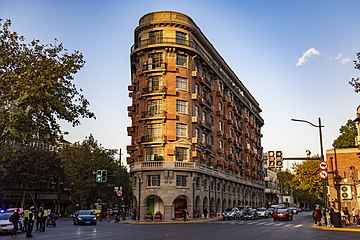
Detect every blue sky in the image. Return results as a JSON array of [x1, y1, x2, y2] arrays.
[[1, 0, 359, 167]]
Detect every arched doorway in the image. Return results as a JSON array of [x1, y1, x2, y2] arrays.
[[173, 195, 188, 219], [144, 195, 164, 217], [210, 197, 215, 217], [194, 195, 201, 218]]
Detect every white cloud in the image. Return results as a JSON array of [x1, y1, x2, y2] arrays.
[[296, 48, 320, 66], [333, 53, 351, 64]]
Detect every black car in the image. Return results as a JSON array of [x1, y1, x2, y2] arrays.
[[73, 210, 97, 225], [243, 208, 258, 220]]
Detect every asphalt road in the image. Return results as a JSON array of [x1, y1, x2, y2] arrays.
[[0, 212, 358, 240]]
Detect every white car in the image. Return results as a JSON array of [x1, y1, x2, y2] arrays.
[[0, 213, 24, 234], [257, 208, 269, 218]]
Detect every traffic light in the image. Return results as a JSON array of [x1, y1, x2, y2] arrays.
[[101, 170, 107, 182], [341, 185, 352, 200], [96, 170, 102, 183], [268, 151, 275, 168], [276, 151, 283, 168]]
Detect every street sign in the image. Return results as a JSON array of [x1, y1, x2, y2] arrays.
[[319, 170, 328, 179], [114, 186, 123, 197], [319, 162, 328, 170]]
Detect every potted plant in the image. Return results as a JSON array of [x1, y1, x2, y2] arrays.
[[145, 212, 153, 220], [154, 211, 162, 220]]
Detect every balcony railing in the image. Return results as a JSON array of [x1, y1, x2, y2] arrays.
[[141, 86, 167, 95], [130, 161, 264, 189], [141, 110, 166, 119], [141, 135, 165, 143], [131, 37, 198, 53]]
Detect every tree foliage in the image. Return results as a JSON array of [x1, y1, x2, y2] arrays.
[[0, 19, 95, 144], [0, 144, 64, 192], [349, 52, 360, 92], [60, 135, 130, 209], [291, 159, 323, 205], [332, 119, 357, 148]]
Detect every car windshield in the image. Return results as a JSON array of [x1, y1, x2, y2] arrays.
[[257, 208, 266, 211], [78, 210, 94, 215], [0, 214, 11, 220], [276, 209, 287, 213], [224, 208, 233, 212]]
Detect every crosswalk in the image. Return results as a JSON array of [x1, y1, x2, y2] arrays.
[[203, 220, 303, 228]]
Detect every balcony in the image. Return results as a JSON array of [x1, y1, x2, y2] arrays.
[[141, 110, 166, 120], [131, 161, 196, 171], [140, 135, 165, 144], [141, 86, 167, 96], [142, 62, 167, 73]]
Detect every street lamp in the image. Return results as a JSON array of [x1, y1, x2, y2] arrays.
[[291, 117, 327, 224]]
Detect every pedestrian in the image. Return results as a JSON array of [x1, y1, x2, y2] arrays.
[[183, 209, 189, 222], [312, 208, 317, 225], [37, 207, 45, 231], [26, 206, 35, 238], [23, 208, 30, 232], [343, 207, 350, 226], [41, 208, 48, 231], [10, 208, 20, 238], [132, 208, 137, 221], [106, 209, 111, 223], [329, 207, 334, 227], [351, 208, 356, 225], [315, 206, 322, 226], [203, 208, 208, 218]]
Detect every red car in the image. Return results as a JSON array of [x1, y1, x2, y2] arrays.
[[273, 208, 293, 221]]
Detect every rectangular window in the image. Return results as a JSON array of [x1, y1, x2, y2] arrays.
[[194, 83, 199, 95], [176, 100, 187, 114], [147, 76, 162, 93], [176, 53, 187, 67], [176, 124, 187, 138], [176, 31, 187, 45], [149, 30, 163, 44], [176, 77, 188, 90], [220, 140, 224, 149], [175, 147, 188, 161], [147, 99, 162, 117], [195, 128, 199, 139], [147, 175, 160, 187], [146, 147, 164, 161], [219, 121, 223, 131], [146, 123, 162, 141], [176, 175, 187, 187], [194, 105, 199, 118], [219, 102, 223, 111], [148, 53, 163, 69], [202, 133, 207, 144]]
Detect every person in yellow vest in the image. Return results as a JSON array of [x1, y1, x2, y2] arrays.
[[41, 208, 49, 232], [26, 206, 35, 238], [23, 208, 30, 232]]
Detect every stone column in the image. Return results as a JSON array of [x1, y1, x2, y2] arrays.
[[164, 204, 173, 221]]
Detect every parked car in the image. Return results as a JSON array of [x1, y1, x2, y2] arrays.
[[73, 210, 97, 225], [223, 207, 241, 220], [0, 213, 24, 234], [243, 208, 258, 220], [257, 208, 269, 218], [273, 208, 293, 221]]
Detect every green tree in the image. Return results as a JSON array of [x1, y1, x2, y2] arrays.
[[332, 119, 357, 148], [349, 52, 360, 92], [0, 19, 95, 144], [0, 144, 64, 206], [60, 135, 130, 209], [277, 170, 294, 196], [292, 159, 323, 206]]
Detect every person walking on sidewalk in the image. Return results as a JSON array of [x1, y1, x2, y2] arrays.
[[315, 206, 322, 226]]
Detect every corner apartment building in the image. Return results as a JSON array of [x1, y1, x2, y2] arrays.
[[127, 11, 264, 220]]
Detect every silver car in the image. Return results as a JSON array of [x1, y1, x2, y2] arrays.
[[257, 208, 269, 218], [223, 207, 241, 220]]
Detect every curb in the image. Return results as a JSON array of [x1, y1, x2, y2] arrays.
[[315, 225, 360, 233]]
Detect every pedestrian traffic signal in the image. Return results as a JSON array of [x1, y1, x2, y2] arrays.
[[96, 170, 102, 183], [268, 151, 275, 168], [101, 170, 107, 182], [276, 151, 283, 168]]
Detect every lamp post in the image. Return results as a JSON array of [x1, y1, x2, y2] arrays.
[[291, 117, 327, 224]]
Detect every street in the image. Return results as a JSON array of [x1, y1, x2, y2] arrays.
[[0, 212, 358, 240]]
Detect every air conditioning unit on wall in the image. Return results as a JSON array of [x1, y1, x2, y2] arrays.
[[341, 185, 352, 200]]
